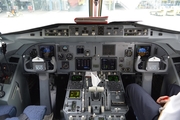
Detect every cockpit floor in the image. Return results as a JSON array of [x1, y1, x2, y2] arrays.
[[44, 113, 54, 120]]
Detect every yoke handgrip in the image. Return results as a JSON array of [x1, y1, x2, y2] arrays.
[[135, 56, 168, 73], [23, 56, 57, 73]]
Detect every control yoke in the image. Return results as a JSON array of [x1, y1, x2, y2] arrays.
[[135, 56, 169, 95], [23, 55, 57, 114], [23, 56, 57, 73], [135, 56, 168, 73]]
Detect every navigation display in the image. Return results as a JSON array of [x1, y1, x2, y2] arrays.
[[39, 45, 55, 59], [69, 90, 80, 98]]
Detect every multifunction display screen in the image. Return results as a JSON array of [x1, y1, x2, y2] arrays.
[[101, 58, 116, 70], [108, 75, 119, 81], [136, 45, 151, 57], [71, 75, 82, 81], [75, 58, 91, 70], [69, 90, 80, 98], [39, 45, 55, 59]]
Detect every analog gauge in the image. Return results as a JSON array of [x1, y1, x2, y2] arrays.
[[29, 49, 37, 58], [62, 46, 68, 52], [62, 61, 69, 69], [66, 53, 73, 60], [125, 49, 133, 57], [58, 53, 64, 60]]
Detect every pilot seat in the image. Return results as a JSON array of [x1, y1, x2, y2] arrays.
[[0, 105, 16, 119], [0, 105, 47, 120]]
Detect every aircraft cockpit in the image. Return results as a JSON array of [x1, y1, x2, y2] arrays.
[[0, 0, 180, 120]]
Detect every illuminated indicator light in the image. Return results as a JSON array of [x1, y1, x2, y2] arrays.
[[71, 75, 82, 81], [108, 75, 119, 81]]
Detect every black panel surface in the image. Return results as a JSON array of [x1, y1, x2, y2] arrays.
[[75, 58, 91, 70]]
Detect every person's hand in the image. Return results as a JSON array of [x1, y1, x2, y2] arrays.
[[156, 96, 170, 106]]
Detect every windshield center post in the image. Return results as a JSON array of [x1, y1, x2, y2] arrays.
[[89, 0, 102, 17]]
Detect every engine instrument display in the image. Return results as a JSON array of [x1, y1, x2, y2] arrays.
[[108, 75, 119, 81], [39, 45, 55, 59], [75, 58, 91, 70], [69, 90, 80, 98], [71, 75, 82, 81], [101, 58, 116, 70]]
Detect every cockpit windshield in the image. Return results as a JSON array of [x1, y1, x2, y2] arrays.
[[0, 0, 180, 33]]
